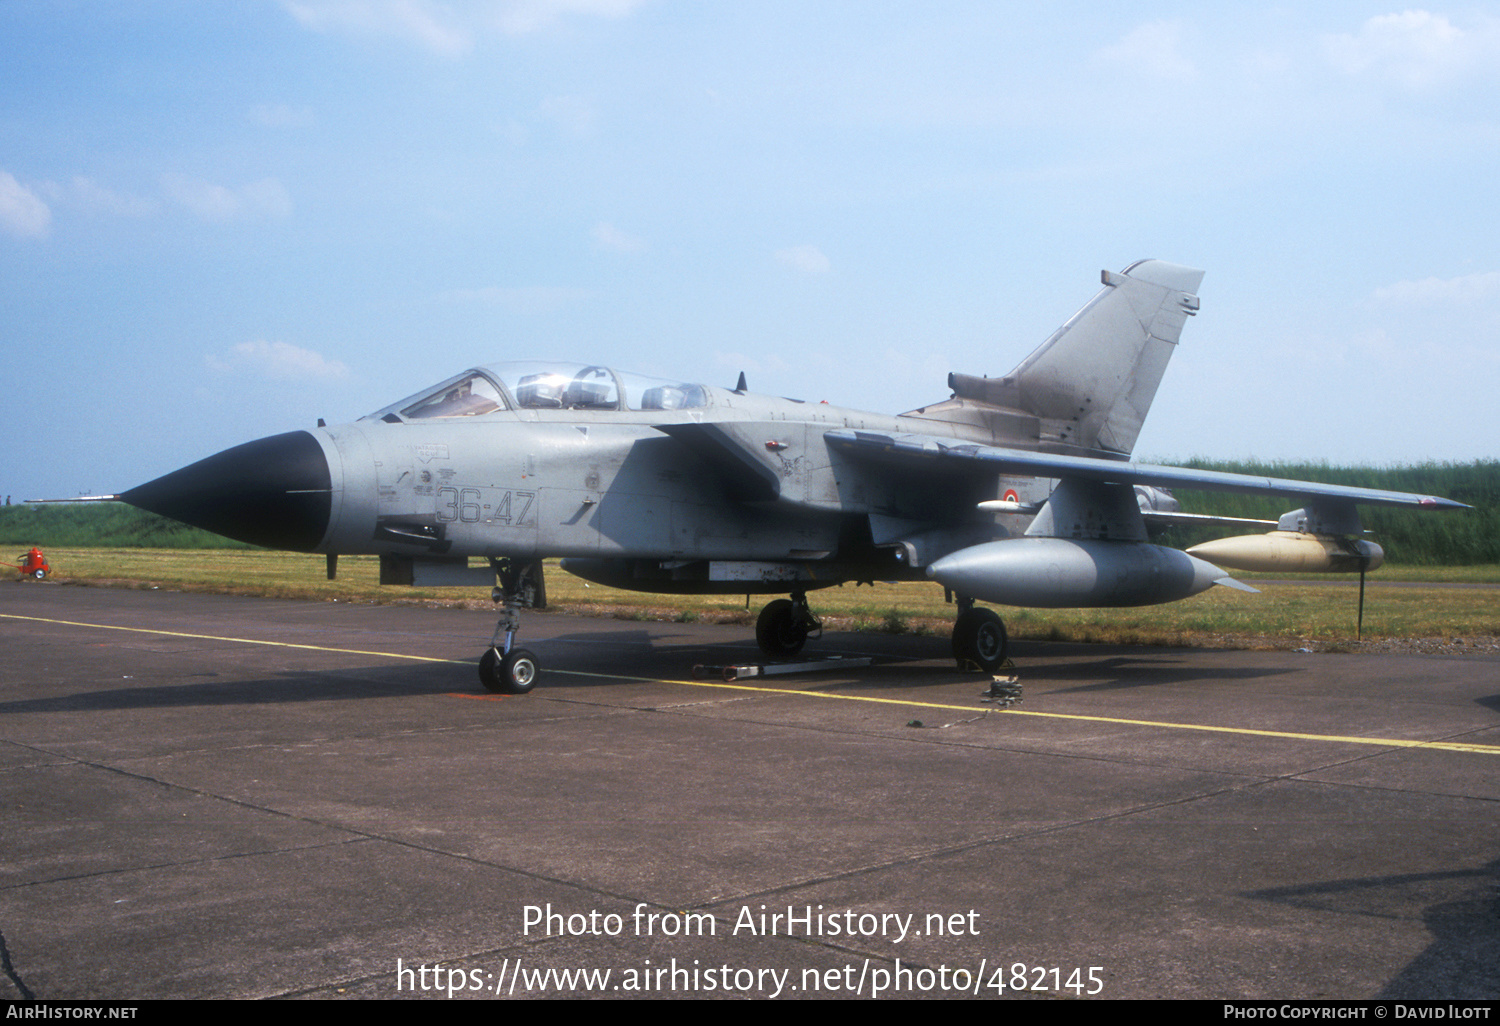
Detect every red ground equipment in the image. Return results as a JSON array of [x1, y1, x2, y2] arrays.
[[7, 547, 50, 580]]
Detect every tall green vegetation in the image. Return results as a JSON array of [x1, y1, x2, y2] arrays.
[[1160, 460, 1499, 565], [0, 504, 252, 550]]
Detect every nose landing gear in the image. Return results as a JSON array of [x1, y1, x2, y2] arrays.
[[478, 558, 546, 694], [479, 645, 538, 694]]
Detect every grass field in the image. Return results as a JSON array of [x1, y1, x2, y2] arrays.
[[18, 548, 1499, 651]]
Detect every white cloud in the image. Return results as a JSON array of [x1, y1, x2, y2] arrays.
[[775, 244, 830, 274], [206, 340, 350, 380], [592, 221, 646, 253], [161, 175, 292, 222], [1373, 270, 1500, 304], [280, 0, 647, 55], [1096, 20, 1197, 81], [0, 171, 51, 238], [1324, 10, 1499, 87]]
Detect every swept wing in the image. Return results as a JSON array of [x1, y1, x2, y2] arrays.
[[825, 429, 1468, 514]]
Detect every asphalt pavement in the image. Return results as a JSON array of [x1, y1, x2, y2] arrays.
[[1, 579, 1496, 1000]]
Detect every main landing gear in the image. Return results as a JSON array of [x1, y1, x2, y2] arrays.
[[951, 597, 1008, 674], [753, 591, 1007, 674], [478, 558, 546, 694], [755, 590, 823, 659]]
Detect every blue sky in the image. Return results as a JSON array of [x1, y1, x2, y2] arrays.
[[4, 1, 1498, 499]]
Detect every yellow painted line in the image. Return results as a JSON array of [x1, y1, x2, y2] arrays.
[[551, 669, 1500, 755], [0, 612, 467, 665], [7, 612, 1498, 756]]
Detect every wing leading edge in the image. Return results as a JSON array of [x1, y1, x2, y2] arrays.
[[825, 430, 1469, 513]]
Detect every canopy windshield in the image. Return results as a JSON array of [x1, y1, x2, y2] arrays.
[[367, 363, 709, 420]]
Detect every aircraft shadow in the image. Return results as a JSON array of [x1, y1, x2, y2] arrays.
[[1243, 857, 1500, 999], [1039, 654, 1291, 694], [543, 627, 1293, 693], [0, 632, 1312, 714], [0, 663, 473, 715]]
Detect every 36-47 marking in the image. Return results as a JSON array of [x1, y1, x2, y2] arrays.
[[436, 487, 535, 527]]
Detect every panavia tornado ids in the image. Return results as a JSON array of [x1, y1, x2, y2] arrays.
[[117, 260, 1466, 693]]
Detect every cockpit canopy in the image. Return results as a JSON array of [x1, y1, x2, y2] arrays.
[[367, 362, 711, 422]]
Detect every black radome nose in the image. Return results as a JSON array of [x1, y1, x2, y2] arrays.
[[122, 431, 332, 551]]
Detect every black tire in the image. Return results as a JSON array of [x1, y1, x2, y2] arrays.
[[32, 569, 45, 580], [953, 608, 1007, 673], [479, 648, 504, 692], [756, 599, 807, 658], [478, 647, 539, 694]]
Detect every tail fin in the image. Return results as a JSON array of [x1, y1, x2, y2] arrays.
[[936, 259, 1202, 456]]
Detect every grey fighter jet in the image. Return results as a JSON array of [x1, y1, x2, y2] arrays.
[[119, 260, 1467, 693]]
